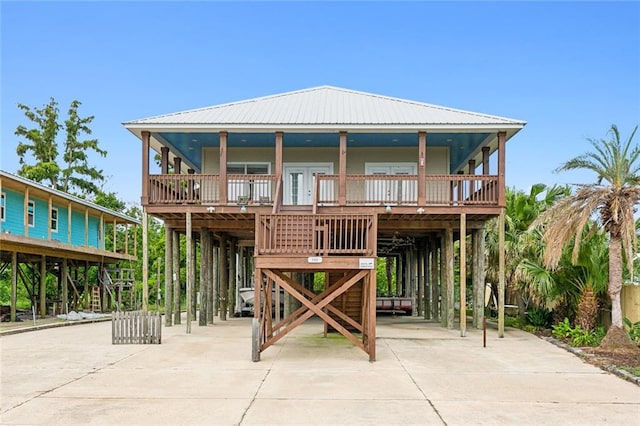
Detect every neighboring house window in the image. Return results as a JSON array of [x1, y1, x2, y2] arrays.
[[0, 193, 5, 222], [27, 200, 35, 227], [51, 208, 58, 232]]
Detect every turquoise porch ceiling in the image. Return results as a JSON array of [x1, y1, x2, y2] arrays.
[[156, 132, 490, 173]]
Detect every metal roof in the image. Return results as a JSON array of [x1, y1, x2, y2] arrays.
[[0, 170, 140, 225], [124, 86, 526, 128]]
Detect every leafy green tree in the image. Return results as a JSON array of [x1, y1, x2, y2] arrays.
[[533, 125, 639, 347], [60, 100, 107, 195], [15, 97, 61, 187], [15, 98, 107, 197], [485, 184, 568, 313]]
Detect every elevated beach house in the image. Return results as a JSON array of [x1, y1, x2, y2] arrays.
[[124, 86, 525, 361], [0, 170, 139, 321]]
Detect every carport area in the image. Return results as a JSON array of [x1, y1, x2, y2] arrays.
[[1, 316, 638, 425]]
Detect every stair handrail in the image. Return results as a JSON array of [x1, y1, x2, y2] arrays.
[[271, 174, 283, 214]]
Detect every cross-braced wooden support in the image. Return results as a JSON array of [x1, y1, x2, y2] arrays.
[[252, 267, 377, 362]]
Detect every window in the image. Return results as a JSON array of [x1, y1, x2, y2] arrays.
[[227, 163, 270, 175], [0, 193, 5, 222], [227, 163, 271, 202], [27, 200, 35, 227], [51, 208, 58, 232]]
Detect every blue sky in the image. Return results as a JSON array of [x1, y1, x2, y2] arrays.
[[1, 1, 638, 206]]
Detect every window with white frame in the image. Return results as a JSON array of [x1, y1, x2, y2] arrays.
[[27, 200, 35, 227], [227, 162, 271, 202], [0, 193, 5, 222], [51, 207, 58, 232]]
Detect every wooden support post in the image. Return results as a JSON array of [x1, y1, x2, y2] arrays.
[[219, 131, 228, 204], [173, 230, 181, 325], [229, 239, 237, 318], [275, 132, 283, 180], [84, 261, 89, 311], [339, 131, 347, 205], [142, 210, 149, 313], [199, 227, 209, 326], [418, 131, 426, 205], [431, 236, 439, 321], [212, 242, 219, 318], [396, 254, 403, 297], [460, 213, 467, 337], [62, 258, 68, 315], [208, 233, 216, 323], [497, 131, 506, 207], [410, 247, 418, 316], [174, 157, 182, 175], [498, 209, 506, 337], [161, 146, 170, 174], [186, 212, 193, 333], [219, 234, 228, 321], [368, 269, 377, 362], [443, 229, 454, 329], [417, 242, 424, 318], [472, 228, 486, 329], [252, 268, 262, 362], [457, 171, 464, 204], [141, 131, 150, 205], [40, 256, 46, 317], [164, 226, 173, 326], [423, 240, 430, 319], [482, 146, 490, 174], [190, 235, 197, 319], [11, 251, 17, 322]]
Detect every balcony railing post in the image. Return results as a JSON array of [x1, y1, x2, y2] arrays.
[[339, 132, 347, 205], [497, 131, 506, 207], [418, 132, 426, 205], [220, 131, 228, 204], [141, 131, 150, 205]]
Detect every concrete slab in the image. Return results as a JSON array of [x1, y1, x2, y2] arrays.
[[1, 315, 638, 425]]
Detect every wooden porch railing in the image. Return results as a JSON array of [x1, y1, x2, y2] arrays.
[[256, 214, 374, 256], [148, 174, 277, 205], [148, 173, 498, 207], [316, 174, 498, 206]]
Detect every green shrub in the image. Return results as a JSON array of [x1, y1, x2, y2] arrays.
[[505, 315, 526, 329], [552, 317, 573, 339], [623, 317, 640, 346], [527, 308, 553, 328], [571, 327, 606, 347], [552, 318, 605, 347]]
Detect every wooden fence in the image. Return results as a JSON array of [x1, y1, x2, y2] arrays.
[[112, 310, 162, 344]]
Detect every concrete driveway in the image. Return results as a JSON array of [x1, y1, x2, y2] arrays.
[[1, 316, 638, 425]]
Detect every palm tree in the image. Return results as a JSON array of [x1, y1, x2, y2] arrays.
[[533, 124, 639, 347], [485, 184, 567, 313]]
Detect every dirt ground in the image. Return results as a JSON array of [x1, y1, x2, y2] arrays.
[[581, 346, 640, 374]]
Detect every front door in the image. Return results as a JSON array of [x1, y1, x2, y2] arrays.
[[283, 163, 333, 205], [365, 163, 417, 204]]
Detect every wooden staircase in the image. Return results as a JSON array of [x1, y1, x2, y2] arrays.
[[326, 272, 364, 332]]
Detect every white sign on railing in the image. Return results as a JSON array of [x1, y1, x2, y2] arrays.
[[359, 258, 375, 269]]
